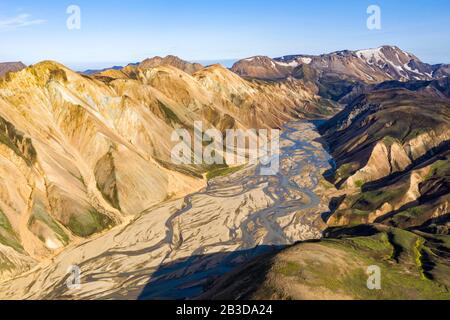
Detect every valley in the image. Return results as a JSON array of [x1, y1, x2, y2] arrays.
[[0, 45, 448, 300], [0, 120, 336, 299]]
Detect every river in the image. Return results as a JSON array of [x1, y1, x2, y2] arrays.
[[0, 120, 336, 300]]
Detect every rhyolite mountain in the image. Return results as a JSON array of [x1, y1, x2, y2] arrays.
[[81, 65, 127, 76]]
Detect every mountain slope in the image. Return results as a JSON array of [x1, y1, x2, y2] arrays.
[[139, 55, 204, 75], [319, 82, 449, 229], [0, 59, 335, 279]]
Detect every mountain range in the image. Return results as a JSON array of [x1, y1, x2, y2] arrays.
[[232, 46, 450, 101], [0, 46, 448, 300], [0, 55, 334, 280]]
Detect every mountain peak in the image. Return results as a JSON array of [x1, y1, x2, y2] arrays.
[[139, 55, 203, 74]]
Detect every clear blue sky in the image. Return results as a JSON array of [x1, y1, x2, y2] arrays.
[[0, 0, 449, 70]]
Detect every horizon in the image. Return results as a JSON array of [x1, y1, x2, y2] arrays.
[[0, 0, 449, 70], [0, 1, 449, 304], [2, 44, 448, 73]]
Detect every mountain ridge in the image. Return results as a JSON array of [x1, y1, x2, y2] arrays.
[[0, 57, 336, 279]]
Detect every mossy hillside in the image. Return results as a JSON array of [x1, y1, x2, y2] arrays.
[[0, 210, 23, 252], [333, 162, 358, 184], [359, 107, 443, 147], [382, 136, 400, 147], [206, 164, 245, 180], [330, 185, 407, 225], [329, 208, 373, 226], [418, 233, 450, 287], [158, 100, 183, 125], [0, 116, 37, 166], [391, 206, 427, 224]]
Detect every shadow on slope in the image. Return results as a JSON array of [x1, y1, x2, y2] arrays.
[[137, 245, 285, 300]]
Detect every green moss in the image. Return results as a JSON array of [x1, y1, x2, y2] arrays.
[[0, 210, 23, 252], [433, 234, 450, 248], [390, 205, 431, 229], [29, 202, 69, 245], [354, 180, 365, 188], [158, 101, 182, 125], [313, 231, 450, 299], [206, 165, 245, 180], [67, 210, 113, 238], [335, 162, 358, 182], [386, 228, 417, 252], [0, 254, 15, 272], [382, 136, 399, 147], [0, 117, 36, 166], [405, 128, 428, 141], [425, 158, 450, 181], [319, 179, 335, 190], [276, 261, 301, 277], [348, 232, 392, 254], [397, 206, 425, 219]]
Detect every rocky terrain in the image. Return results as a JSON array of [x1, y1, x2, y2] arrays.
[[201, 224, 450, 300], [232, 46, 450, 101]]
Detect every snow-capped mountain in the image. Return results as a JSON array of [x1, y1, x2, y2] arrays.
[[232, 46, 449, 83]]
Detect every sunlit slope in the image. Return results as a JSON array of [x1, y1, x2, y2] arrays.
[[201, 225, 450, 300], [0, 59, 335, 278]]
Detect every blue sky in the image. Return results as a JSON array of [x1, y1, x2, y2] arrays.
[[0, 0, 449, 70]]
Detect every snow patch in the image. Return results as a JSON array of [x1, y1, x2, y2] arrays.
[[356, 48, 383, 64], [275, 60, 299, 68], [45, 238, 62, 250]]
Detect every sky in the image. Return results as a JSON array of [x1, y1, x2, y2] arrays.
[[0, 0, 449, 70]]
